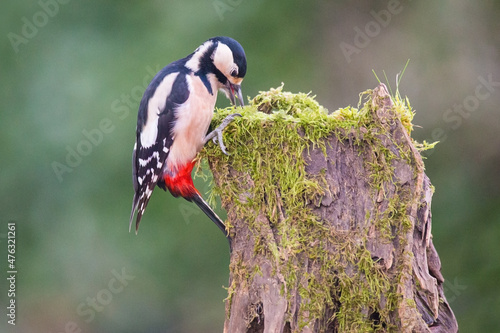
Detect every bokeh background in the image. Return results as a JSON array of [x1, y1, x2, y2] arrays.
[[1, 0, 499, 332]]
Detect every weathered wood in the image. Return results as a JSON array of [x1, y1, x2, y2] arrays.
[[206, 84, 458, 333]]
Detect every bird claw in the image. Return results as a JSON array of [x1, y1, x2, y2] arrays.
[[211, 130, 227, 155], [205, 113, 242, 155]]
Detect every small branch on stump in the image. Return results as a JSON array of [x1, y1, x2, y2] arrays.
[[203, 84, 458, 333]]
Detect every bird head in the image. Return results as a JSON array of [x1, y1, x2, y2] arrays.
[[211, 36, 246, 106], [187, 36, 247, 106]]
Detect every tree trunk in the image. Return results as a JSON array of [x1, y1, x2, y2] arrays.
[[204, 84, 458, 333]]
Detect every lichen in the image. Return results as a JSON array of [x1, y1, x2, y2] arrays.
[[199, 84, 429, 332]]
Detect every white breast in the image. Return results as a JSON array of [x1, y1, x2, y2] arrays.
[[167, 73, 218, 171]]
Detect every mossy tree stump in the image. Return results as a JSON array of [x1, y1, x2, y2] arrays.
[[202, 84, 458, 333]]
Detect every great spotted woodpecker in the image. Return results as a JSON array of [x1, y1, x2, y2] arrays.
[[129, 36, 246, 239]]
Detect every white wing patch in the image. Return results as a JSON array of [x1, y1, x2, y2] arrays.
[[140, 72, 179, 148]]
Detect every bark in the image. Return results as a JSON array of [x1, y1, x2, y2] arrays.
[[208, 84, 458, 333]]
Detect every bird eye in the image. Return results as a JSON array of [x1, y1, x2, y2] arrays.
[[230, 69, 238, 77]]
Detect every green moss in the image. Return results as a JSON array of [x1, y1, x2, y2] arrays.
[[200, 84, 428, 332]]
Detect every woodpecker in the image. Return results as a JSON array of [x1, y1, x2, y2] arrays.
[[129, 36, 246, 239]]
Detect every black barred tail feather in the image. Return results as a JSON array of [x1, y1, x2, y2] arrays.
[[191, 193, 229, 240], [129, 195, 138, 233], [129, 183, 155, 234], [129, 189, 230, 240]]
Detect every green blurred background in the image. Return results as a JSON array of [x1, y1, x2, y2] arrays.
[[1, 0, 499, 332]]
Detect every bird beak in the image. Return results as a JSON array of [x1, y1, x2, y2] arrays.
[[226, 82, 244, 107]]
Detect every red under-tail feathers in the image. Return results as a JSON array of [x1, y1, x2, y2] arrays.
[[162, 161, 229, 238], [163, 160, 199, 199]]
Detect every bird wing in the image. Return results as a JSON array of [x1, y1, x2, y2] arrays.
[[129, 63, 191, 232]]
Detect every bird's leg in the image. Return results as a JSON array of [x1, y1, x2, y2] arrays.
[[204, 113, 241, 155]]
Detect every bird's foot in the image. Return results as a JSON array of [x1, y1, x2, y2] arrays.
[[204, 113, 241, 155]]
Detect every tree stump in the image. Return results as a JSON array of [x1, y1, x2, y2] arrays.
[[202, 84, 458, 333]]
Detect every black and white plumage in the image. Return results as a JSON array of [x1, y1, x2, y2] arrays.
[[129, 36, 246, 237]]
